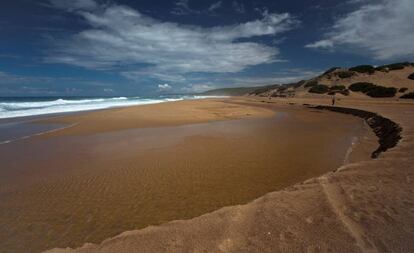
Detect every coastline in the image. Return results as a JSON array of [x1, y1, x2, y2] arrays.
[[0, 98, 377, 253], [0, 97, 230, 144], [43, 97, 414, 253]]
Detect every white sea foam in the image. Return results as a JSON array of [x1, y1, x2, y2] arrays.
[[0, 97, 184, 119], [0, 95, 228, 119]]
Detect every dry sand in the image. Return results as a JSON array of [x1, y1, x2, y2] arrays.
[[42, 97, 414, 253], [0, 98, 376, 253], [37, 99, 275, 136]]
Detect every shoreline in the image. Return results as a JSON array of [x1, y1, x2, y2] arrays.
[[0, 97, 229, 145], [44, 97, 414, 253], [0, 98, 376, 253], [35, 98, 276, 137], [311, 105, 402, 158]]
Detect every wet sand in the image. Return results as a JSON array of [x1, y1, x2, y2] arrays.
[[0, 98, 376, 253], [43, 97, 414, 253]]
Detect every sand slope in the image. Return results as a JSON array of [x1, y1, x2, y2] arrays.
[[45, 98, 414, 253], [256, 66, 414, 99]]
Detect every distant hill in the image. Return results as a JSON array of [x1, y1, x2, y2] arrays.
[[202, 62, 414, 99], [200, 84, 279, 96]]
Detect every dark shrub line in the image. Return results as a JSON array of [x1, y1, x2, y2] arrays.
[[336, 71, 355, 79], [323, 67, 340, 75], [399, 87, 408, 93], [376, 62, 414, 71], [294, 80, 306, 88], [400, 92, 414, 99], [349, 82, 397, 97], [408, 73, 414, 80], [311, 106, 402, 158], [308, 84, 329, 94], [349, 82, 376, 93], [365, 86, 397, 98], [307, 84, 350, 95], [330, 85, 346, 90], [349, 65, 376, 74], [304, 80, 318, 88]]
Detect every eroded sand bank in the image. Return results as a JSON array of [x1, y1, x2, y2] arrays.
[[0, 98, 376, 253], [43, 98, 414, 253]]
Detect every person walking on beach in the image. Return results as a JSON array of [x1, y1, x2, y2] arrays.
[[331, 94, 336, 106]]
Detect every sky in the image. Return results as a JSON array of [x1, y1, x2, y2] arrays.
[[0, 0, 413, 97]]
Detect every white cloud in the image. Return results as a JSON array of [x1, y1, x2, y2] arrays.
[[305, 39, 333, 49], [208, 1, 222, 12], [182, 84, 216, 93], [171, 0, 200, 15], [305, 0, 414, 60], [158, 83, 172, 90], [45, 1, 298, 82]]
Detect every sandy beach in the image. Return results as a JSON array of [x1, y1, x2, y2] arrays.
[[0, 98, 377, 253], [38, 97, 414, 253], [3, 0, 413, 252]]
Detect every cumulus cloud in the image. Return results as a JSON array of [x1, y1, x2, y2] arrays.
[[305, 40, 333, 50], [45, 0, 298, 82], [158, 83, 172, 90], [305, 0, 414, 60]]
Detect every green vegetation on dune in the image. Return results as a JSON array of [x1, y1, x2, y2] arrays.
[[304, 80, 318, 88], [400, 92, 414, 99], [336, 71, 355, 79], [330, 85, 346, 91], [327, 85, 348, 95], [349, 82, 397, 98], [322, 67, 340, 75], [349, 82, 376, 93], [349, 65, 376, 74], [366, 86, 397, 98], [249, 84, 280, 95], [202, 61, 412, 98], [307, 84, 349, 95], [308, 84, 329, 94], [376, 62, 414, 71], [294, 80, 306, 88], [201, 85, 279, 96]]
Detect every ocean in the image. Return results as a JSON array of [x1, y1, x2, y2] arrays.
[[0, 95, 216, 119], [0, 95, 222, 144]]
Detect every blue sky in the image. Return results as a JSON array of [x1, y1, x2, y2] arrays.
[[0, 0, 413, 96]]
